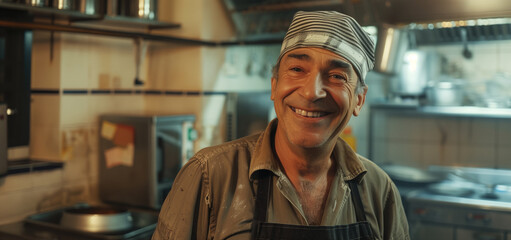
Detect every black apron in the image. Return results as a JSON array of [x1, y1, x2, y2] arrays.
[[250, 171, 375, 240]]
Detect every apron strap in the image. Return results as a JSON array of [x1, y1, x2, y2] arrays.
[[347, 180, 367, 222], [251, 171, 272, 239]]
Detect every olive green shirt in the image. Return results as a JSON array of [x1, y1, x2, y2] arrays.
[[152, 120, 410, 240]]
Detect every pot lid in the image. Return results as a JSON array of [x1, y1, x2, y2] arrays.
[[427, 181, 477, 197]]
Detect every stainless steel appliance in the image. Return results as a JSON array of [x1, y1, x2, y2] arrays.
[[98, 114, 196, 209], [406, 168, 511, 240], [374, 24, 410, 75], [0, 203, 158, 240], [0, 103, 6, 177], [392, 50, 440, 97]]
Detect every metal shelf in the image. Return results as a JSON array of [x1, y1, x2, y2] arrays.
[[0, 2, 284, 45], [370, 103, 511, 119], [0, 2, 181, 33]]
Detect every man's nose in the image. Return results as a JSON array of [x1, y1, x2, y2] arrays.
[[301, 72, 327, 101]]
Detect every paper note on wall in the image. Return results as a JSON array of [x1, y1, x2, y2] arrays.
[[114, 124, 135, 147], [101, 121, 117, 140], [104, 143, 134, 168]]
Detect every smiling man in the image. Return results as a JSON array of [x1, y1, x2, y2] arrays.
[[153, 11, 409, 240]]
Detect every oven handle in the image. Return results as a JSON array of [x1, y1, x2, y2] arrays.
[[466, 213, 492, 224], [473, 232, 503, 240]]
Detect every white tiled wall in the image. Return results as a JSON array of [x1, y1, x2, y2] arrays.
[[369, 111, 511, 169], [363, 38, 511, 170]]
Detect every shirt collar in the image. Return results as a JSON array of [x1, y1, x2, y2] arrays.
[[250, 119, 367, 182], [249, 119, 281, 180]]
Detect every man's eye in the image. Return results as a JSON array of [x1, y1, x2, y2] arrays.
[[330, 74, 347, 81], [290, 67, 303, 72]]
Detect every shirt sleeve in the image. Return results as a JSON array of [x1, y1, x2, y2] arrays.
[[152, 157, 210, 240], [383, 181, 410, 240]]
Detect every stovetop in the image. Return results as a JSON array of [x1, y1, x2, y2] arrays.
[[407, 183, 511, 212], [0, 204, 159, 240], [405, 182, 511, 232]]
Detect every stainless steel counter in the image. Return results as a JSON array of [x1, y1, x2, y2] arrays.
[[0, 222, 155, 240], [371, 102, 511, 119]]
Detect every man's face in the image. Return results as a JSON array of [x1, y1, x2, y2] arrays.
[[271, 47, 367, 149]]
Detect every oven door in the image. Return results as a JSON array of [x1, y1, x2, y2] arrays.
[[410, 221, 454, 240], [456, 228, 505, 240]]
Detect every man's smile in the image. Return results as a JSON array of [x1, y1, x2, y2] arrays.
[[290, 106, 330, 118]]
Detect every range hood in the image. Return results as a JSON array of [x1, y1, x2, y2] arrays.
[[222, 0, 511, 43], [222, 0, 378, 40]]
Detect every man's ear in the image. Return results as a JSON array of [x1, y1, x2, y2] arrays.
[[270, 77, 277, 101], [353, 85, 368, 116]]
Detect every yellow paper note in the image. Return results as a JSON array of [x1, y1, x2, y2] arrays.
[[101, 121, 117, 140]]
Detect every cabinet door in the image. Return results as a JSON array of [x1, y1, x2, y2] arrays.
[[411, 223, 454, 240], [456, 228, 504, 240]]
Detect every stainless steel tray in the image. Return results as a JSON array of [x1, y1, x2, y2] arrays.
[[24, 204, 158, 240]]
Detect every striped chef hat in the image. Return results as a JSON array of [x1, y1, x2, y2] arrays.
[[278, 11, 375, 85]]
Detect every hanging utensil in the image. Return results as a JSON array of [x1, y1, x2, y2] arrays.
[[460, 28, 473, 59], [134, 38, 147, 86]]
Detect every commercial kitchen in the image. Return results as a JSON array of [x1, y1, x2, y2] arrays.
[[1, 0, 511, 239]]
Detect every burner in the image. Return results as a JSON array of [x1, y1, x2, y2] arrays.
[[480, 192, 499, 199]]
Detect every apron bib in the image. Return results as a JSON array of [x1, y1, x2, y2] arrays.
[[250, 171, 375, 240]]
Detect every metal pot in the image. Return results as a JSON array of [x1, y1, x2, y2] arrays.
[[53, 0, 77, 10], [116, 0, 157, 20], [392, 50, 440, 97], [52, 0, 105, 14], [426, 79, 464, 106], [60, 206, 133, 232], [78, 0, 106, 15], [24, 0, 50, 7]]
